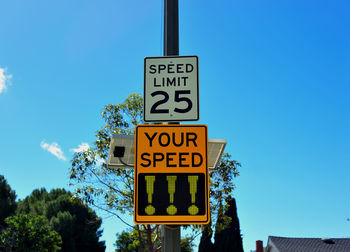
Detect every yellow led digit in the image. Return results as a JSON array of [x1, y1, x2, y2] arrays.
[[145, 176, 156, 215], [166, 176, 177, 215], [188, 176, 199, 215]]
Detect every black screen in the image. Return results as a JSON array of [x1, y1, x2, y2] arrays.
[[137, 173, 206, 216]]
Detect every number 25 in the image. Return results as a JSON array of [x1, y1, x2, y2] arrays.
[[150, 90, 193, 114]]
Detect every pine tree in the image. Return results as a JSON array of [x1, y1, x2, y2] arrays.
[[198, 222, 214, 252], [17, 188, 105, 252], [213, 197, 243, 252], [0, 175, 17, 230]]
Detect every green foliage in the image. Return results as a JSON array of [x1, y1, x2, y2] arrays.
[[199, 197, 243, 252], [70, 93, 143, 214], [0, 175, 17, 229], [198, 153, 242, 252], [17, 188, 105, 252], [209, 153, 240, 227], [0, 214, 61, 252], [115, 230, 140, 252], [115, 225, 161, 252], [180, 237, 194, 252], [213, 197, 243, 252], [50, 211, 75, 251], [114, 230, 194, 252], [198, 223, 214, 252]]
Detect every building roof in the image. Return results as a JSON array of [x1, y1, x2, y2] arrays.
[[267, 236, 350, 252]]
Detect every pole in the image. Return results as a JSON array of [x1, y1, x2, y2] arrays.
[[162, 0, 181, 252], [164, 0, 179, 56], [161, 225, 180, 252]]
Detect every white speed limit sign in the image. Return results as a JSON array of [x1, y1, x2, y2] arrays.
[[144, 56, 199, 122]]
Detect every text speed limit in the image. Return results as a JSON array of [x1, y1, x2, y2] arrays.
[[144, 56, 199, 122]]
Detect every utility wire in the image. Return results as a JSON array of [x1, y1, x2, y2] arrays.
[[118, 157, 134, 168]]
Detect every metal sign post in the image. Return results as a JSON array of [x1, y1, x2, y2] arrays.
[[163, 0, 180, 251]]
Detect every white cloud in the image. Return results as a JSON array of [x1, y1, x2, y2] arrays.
[[0, 68, 12, 94], [71, 142, 90, 153], [70, 142, 105, 166], [40, 141, 66, 161]]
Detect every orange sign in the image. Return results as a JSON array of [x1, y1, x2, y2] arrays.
[[134, 124, 209, 224]]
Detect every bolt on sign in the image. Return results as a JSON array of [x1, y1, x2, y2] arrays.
[[134, 124, 209, 225], [144, 56, 199, 122]]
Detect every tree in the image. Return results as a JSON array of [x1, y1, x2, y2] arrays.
[[69, 93, 241, 251], [196, 153, 242, 251], [180, 237, 194, 252], [0, 175, 17, 230], [70, 93, 155, 251], [0, 214, 61, 252], [114, 230, 194, 252], [213, 197, 243, 252], [208, 153, 240, 229], [181, 152, 242, 252], [17, 188, 105, 252], [198, 222, 213, 252], [115, 230, 140, 252]]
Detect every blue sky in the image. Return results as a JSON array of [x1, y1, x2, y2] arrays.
[[0, 0, 349, 251]]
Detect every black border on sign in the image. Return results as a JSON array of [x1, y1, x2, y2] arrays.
[[143, 55, 200, 122], [134, 125, 209, 224]]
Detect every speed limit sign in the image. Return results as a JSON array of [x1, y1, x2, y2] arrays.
[[144, 56, 199, 122]]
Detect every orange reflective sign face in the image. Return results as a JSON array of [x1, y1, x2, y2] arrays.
[[134, 124, 209, 225]]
